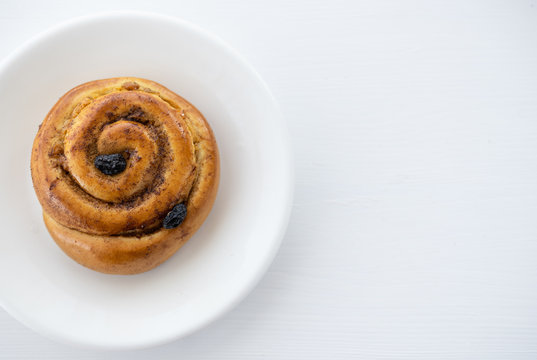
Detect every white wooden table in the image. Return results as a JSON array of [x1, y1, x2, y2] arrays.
[[1, 1, 537, 358]]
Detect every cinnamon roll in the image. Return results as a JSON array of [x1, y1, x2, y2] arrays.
[[31, 77, 219, 274]]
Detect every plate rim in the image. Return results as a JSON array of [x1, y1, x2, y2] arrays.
[[0, 10, 294, 350]]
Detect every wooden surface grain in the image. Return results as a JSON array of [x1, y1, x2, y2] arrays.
[[2, 0, 537, 358]]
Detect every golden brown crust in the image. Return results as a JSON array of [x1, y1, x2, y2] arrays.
[[31, 77, 219, 274]]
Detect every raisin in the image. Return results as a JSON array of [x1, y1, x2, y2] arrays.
[[163, 203, 187, 229], [94, 153, 127, 175]]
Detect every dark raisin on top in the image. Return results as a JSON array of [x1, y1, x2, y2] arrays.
[[163, 203, 187, 229], [94, 153, 127, 175]]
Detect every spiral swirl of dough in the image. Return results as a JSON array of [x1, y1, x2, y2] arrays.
[[31, 78, 219, 274]]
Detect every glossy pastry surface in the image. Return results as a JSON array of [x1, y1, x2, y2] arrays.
[[31, 77, 219, 274]]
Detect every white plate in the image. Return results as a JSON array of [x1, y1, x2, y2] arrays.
[[0, 12, 292, 350]]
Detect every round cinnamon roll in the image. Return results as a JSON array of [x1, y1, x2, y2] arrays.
[[31, 78, 219, 274]]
